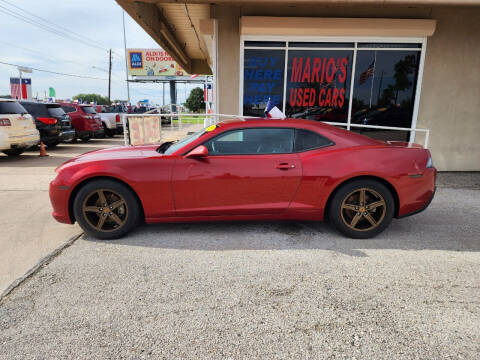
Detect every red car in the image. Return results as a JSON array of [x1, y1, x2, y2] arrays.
[[60, 103, 104, 141], [49, 119, 436, 240]]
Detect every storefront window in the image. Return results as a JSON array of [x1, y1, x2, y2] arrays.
[[243, 49, 285, 117], [242, 40, 423, 141], [285, 49, 353, 123], [351, 50, 420, 140]]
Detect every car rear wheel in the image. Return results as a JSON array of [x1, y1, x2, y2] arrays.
[[73, 179, 141, 240], [328, 179, 394, 239], [81, 135, 91, 142], [3, 148, 26, 156]]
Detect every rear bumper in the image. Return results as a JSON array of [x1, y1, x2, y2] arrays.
[[93, 128, 105, 138], [398, 186, 436, 219], [59, 129, 76, 142], [397, 167, 437, 218], [0, 131, 40, 150]]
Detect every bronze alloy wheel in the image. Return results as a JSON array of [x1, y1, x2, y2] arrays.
[[82, 189, 128, 232], [340, 187, 387, 232]]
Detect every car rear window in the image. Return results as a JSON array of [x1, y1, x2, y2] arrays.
[[81, 106, 96, 114], [48, 106, 66, 117], [61, 106, 76, 113], [0, 101, 28, 115], [294, 129, 333, 152], [21, 102, 49, 117]]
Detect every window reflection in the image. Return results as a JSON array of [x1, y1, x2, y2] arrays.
[[351, 50, 420, 140]]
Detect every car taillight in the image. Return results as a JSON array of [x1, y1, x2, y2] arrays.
[[0, 118, 11, 126], [115, 114, 120, 123], [38, 117, 57, 125]]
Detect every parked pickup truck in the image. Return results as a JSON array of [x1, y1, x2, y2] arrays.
[[96, 105, 126, 137]]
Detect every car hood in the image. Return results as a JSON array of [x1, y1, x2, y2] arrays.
[[57, 145, 162, 170]]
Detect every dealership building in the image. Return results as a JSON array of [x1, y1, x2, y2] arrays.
[[117, 0, 480, 171]]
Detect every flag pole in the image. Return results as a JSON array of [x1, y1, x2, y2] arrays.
[[369, 51, 377, 108]]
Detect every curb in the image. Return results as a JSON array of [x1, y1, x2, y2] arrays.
[[0, 232, 83, 303]]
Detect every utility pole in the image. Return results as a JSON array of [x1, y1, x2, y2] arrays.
[[108, 48, 112, 103], [122, 10, 131, 104]]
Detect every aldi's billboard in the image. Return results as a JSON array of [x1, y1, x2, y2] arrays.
[[127, 49, 188, 77]]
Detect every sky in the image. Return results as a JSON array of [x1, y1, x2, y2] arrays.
[[0, 0, 199, 106]]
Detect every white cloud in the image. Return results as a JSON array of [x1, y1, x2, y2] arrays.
[[0, 0, 195, 105]]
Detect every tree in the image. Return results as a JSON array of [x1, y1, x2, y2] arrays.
[[185, 87, 205, 113], [73, 93, 109, 105]]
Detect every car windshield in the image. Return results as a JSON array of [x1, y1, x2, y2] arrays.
[[81, 106, 96, 114], [0, 101, 28, 115], [161, 129, 206, 155]]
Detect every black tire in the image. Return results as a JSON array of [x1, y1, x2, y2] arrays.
[[45, 141, 59, 148], [3, 148, 26, 156], [328, 179, 395, 239], [73, 179, 141, 240], [103, 125, 115, 138], [81, 135, 91, 142]]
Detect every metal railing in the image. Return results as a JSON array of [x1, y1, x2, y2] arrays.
[[122, 113, 430, 149]]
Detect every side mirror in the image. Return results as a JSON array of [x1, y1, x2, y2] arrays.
[[185, 145, 208, 159]]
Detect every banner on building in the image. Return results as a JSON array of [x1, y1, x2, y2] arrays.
[[10, 78, 32, 100]]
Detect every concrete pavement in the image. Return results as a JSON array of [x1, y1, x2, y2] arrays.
[[0, 124, 202, 295], [0, 181, 479, 359]]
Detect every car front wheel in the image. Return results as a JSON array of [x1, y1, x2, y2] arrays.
[[73, 179, 141, 240], [328, 179, 394, 239]]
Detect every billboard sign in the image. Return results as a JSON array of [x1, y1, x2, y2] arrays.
[[127, 49, 188, 77]]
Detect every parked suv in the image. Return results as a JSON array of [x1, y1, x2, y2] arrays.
[[20, 101, 75, 147], [0, 99, 39, 156], [60, 103, 103, 141]]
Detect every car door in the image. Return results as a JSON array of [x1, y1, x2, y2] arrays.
[[172, 127, 302, 217]]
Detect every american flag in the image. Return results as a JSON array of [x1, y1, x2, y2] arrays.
[[10, 78, 31, 99], [359, 60, 375, 85]]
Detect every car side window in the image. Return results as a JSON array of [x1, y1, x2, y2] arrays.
[[294, 129, 333, 152], [204, 128, 294, 155]]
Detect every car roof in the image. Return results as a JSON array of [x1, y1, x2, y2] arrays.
[[20, 100, 60, 106], [216, 117, 380, 147]]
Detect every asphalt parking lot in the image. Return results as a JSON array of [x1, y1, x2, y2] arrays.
[[1, 171, 479, 359]]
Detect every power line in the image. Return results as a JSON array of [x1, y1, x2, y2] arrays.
[[0, 60, 108, 81], [0, 40, 107, 71], [0, 5, 107, 52], [0, 0, 108, 50]]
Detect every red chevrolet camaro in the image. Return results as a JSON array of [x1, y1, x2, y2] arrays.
[[49, 118, 436, 240]]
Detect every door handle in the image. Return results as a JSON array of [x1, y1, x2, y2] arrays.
[[276, 163, 295, 170]]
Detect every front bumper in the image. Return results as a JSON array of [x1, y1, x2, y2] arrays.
[[49, 179, 73, 224]]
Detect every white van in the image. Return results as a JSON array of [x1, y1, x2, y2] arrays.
[[0, 99, 40, 156]]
